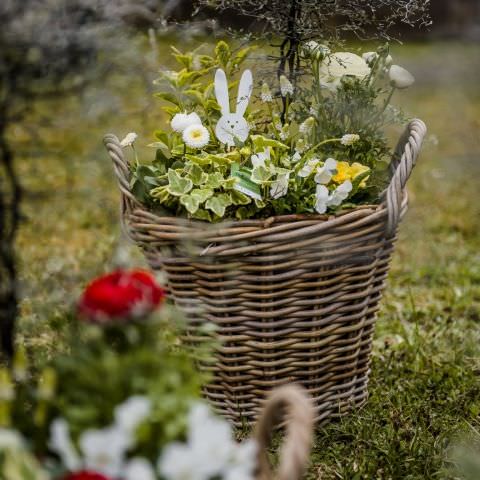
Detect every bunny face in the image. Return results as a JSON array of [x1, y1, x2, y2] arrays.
[[215, 114, 250, 146], [214, 68, 253, 147]]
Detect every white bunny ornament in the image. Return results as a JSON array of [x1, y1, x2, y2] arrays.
[[214, 68, 253, 146]]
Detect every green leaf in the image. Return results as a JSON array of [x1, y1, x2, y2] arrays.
[[230, 190, 251, 205], [205, 193, 232, 217], [186, 163, 208, 185], [215, 41, 231, 67], [230, 163, 262, 200], [191, 208, 212, 222], [167, 169, 193, 196], [251, 135, 289, 150], [154, 92, 179, 105], [180, 194, 200, 214], [204, 172, 224, 188], [191, 188, 214, 202], [251, 165, 273, 184]]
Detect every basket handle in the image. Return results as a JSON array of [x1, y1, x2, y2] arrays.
[[103, 134, 141, 233], [254, 385, 315, 480], [383, 118, 427, 238]]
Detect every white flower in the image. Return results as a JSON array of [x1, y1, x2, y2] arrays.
[[291, 151, 302, 162], [299, 117, 315, 135], [298, 158, 319, 177], [183, 124, 210, 149], [314, 158, 337, 184], [49, 419, 81, 471], [158, 442, 206, 480], [120, 132, 138, 147], [260, 82, 273, 102], [279, 75, 294, 96], [0, 428, 24, 451], [320, 52, 371, 79], [315, 185, 330, 214], [319, 52, 370, 91], [362, 51, 378, 65], [328, 180, 353, 207], [270, 173, 290, 199], [114, 395, 151, 435], [385, 54, 393, 66], [341, 133, 360, 146], [171, 112, 202, 133], [125, 457, 156, 480], [389, 65, 415, 89], [79, 426, 131, 478], [226, 439, 258, 480], [251, 148, 270, 168]]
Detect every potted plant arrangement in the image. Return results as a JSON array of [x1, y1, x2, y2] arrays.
[[0, 270, 314, 480], [104, 2, 428, 425]]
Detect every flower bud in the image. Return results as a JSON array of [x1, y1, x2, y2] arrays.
[[260, 82, 273, 102], [389, 65, 415, 89]]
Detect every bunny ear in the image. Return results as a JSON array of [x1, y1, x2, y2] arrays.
[[236, 69, 253, 116], [214, 69, 230, 116]]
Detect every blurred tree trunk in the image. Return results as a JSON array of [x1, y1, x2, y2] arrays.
[[0, 124, 19, 360]]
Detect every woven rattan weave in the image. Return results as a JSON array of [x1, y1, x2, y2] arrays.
[[104, 119, 426, 426]]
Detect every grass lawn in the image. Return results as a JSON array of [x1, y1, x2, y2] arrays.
[[14, 40, 480, 479]]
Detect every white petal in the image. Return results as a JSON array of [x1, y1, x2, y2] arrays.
[[49, 419, 81, 471], [114, 395, 151, 434], [324, 158, 337, 170], [125, 457, 156, 480]]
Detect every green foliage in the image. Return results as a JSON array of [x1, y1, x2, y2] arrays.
[[128, 40, 415, 221]]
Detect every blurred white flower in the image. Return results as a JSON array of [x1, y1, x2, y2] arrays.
[[171, 112, 202, 133], [120, 132, 138, 147], [299, 116, 315, 135], [279, 75, 294, 96], [260, 82, 273, 102], [114, 395, 151, 435], [389, 65, 415, 89], [341, 133, 360, 146], [79, 426, 131, 478], [385, 54, 393, 66], [49, 419, 81, 471], [320, 52, 370, 81], [314, 158, 337, 184], [183, 124, 210, 149], [291, 151, 302, 162], [0, 428, 24, 450], [125, 457, 156, 480], [298, 158, 319, 177], [362, 51, 378, 65], [315, 184, 330, 214], [159, 402, 257, 480], [251, 148, 270, 168], [270, 173, 290, 199], [328, 180, 353, 207]]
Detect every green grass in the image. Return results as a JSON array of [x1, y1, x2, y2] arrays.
[[13, 41, 480, 478]]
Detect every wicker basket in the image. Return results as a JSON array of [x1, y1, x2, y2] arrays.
[[104, 119, 426, 426]]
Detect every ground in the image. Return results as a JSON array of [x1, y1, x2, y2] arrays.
[[14, 41, 480, 479]]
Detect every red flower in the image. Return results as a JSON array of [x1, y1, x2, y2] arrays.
[[78, 269, 165, 323], [62, 472, 111, 480]]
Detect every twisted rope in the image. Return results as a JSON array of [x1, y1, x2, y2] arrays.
[[383, 119, 427, 238], [254, 385, 315, 480], [103, 134, 141, 236]]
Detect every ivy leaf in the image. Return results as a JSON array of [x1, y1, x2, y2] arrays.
[[180, 194, 200, 214], [205, 193, 232, 217], [251, 165, 273, 184], [251, 135, 289, 150], [186, 163, 208, 185], [191, 208, 212, 222], [204, 172, 224, 189], [167, 169, 193, 196], [191, 188, 214, 203]]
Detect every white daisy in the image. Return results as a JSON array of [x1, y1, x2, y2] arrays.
[[171, 112, 202, 133], [183, 124, 210, 149]]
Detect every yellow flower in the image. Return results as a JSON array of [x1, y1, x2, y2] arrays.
[[332, 161, 351, 183], [350, 162, 370, 188], [332, 161, 370, 188]]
